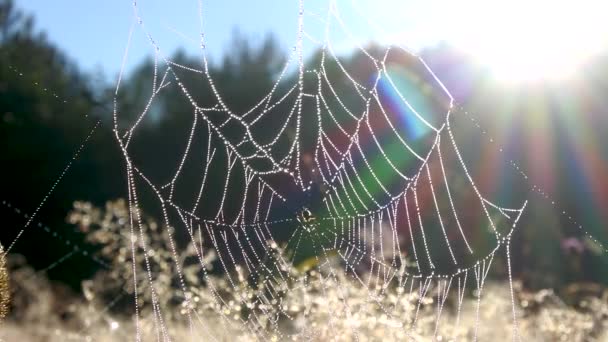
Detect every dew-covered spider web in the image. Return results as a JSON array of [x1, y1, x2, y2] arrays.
[[110, 1, 530, 340], [5, 0, 608, 341], [100, 0, 534, 340]]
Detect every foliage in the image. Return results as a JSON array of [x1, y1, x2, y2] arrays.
[[0, 200, 607, 341], [68, 200, 217, 319]]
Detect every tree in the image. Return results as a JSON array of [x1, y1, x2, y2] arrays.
[[0, 0, 113, 287]]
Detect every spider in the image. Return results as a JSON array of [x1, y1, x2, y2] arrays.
[[295, 181, 331, 231], [297, 207, 316, 225], [296, 207, 318, 233], [294, 180, 331, 229]]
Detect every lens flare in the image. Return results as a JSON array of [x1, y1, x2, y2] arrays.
[[447, 0, 608, 82]]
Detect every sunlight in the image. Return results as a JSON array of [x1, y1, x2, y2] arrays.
[[449, 0, 608, 83]]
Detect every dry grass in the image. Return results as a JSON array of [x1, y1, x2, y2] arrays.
[[0, 244, 9, 320], [1, 201, 607, 341], [2, 254, 607, 341]]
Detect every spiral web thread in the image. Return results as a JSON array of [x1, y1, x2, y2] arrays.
[[102, 0, 536, 340]]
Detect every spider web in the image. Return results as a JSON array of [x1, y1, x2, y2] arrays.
[[0, 0, 554, 340], [104, 1, 533, 340]]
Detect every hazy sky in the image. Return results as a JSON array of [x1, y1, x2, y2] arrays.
[[20, 0, 606, 83], [17, 0, 445, 77]]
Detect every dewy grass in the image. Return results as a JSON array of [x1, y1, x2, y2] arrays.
[[1, 200, 607, 341]]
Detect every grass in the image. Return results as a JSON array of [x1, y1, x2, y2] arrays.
[[1, 200, 607, 341]]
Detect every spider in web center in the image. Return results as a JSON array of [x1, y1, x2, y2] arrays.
[[296, 207, 318, 233], [295, 178, 332, 232]]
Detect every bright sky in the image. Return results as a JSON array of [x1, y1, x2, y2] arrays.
[[17, 0, 608, 82], [17, 0, 296, 75], [17, 0, 444, 77]]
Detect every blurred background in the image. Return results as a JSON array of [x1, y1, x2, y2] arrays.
[[1, 0, 607, 294]]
